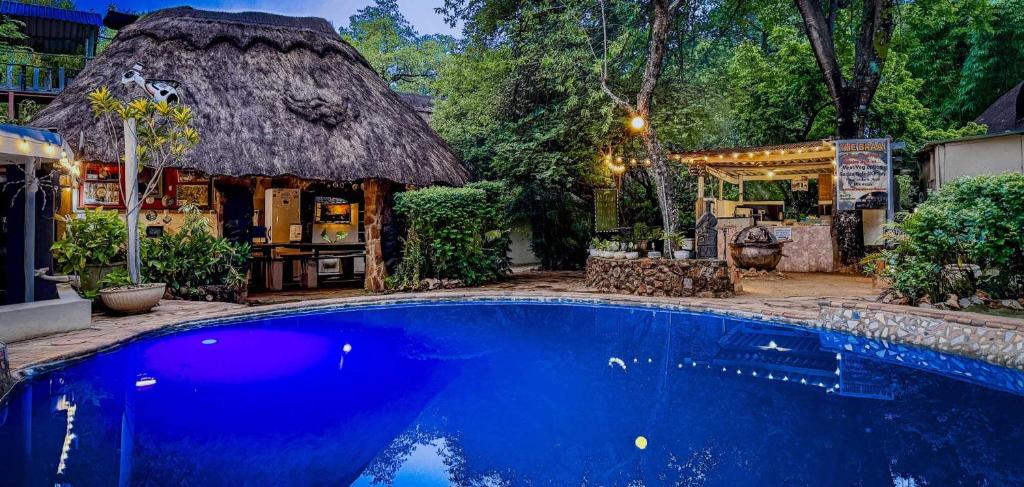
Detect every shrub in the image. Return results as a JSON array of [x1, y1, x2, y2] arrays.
[[51, 208, 127, 275], [141, 206, 249, 296], [392, 182, 513, 288], [877, 173, 1024, 301]]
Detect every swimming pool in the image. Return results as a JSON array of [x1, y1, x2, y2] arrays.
[[2, 300, 1023, 486]]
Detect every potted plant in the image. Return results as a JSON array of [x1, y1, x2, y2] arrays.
[[51, 208, 127, 299], [665, 232, 693, 259], [589, 238, 601, 257], [624, 241, 640, 259], [86, 86, 200, 313], [631, 222, 650, 251]]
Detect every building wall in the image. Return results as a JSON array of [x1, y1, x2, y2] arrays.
[[926, 134, 1024, 190]]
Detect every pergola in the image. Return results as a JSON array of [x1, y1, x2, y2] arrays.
[[668, 140, 836, 218]]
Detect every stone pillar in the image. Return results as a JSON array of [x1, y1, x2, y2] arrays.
[[362, 178, 390, 291]]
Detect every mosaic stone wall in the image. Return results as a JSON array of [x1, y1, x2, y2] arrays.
[[819, 306, 1024, 368], [585, 258, 734, 298]]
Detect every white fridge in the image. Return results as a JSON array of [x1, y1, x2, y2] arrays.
[[264, 188, 301, 244]]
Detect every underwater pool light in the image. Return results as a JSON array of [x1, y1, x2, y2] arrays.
[[201, 339, 218, 345], [135, 376, 157, 388]]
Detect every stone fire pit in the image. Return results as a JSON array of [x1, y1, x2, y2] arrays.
[[585, 258, 734, 298]]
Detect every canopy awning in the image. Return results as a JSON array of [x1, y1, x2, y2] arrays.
[[0, 124, 75, 304], [0, 124, 75, 165], [669, 140, 835, 184]]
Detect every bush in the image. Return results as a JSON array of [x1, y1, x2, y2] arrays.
[[141, 206, 249, 296], [52, 208, 127, 275], [877, 173, 1024, 301], [392, 182, 514, 288]]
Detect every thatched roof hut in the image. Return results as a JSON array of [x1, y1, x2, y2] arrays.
[[30, 7, 469, 186]]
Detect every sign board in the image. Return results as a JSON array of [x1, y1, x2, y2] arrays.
[[772, 227, 793, 241], [594, 189, 618, 232], [835, 139, 892, 214], [688, 164, 707, 177], [791, 176, 809, 192]]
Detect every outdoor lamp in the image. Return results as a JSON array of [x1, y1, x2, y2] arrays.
[[630, 115, 645, 130]]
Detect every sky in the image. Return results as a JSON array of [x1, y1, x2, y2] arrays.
[[73, 0, 460, 36]]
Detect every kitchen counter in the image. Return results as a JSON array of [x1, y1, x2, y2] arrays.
[[717, 223, 835, 273]]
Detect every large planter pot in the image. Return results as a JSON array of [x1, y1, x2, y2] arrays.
[[79, 262, 125, 294], [100, 283, 166, 314], [673, 250, 692, 259]]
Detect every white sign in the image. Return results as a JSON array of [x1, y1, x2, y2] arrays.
[[791, 176, 809, 192], [773, 227, 793, 241]]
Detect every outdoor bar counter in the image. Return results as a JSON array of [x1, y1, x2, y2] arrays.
[[716, 217, 835, 273]]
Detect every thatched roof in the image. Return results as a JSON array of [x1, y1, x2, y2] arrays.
[[30, 7, 469, 186], [975, 80, 1024, 134]]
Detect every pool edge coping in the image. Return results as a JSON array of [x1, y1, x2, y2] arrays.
[[4, 290, 1024, 400]]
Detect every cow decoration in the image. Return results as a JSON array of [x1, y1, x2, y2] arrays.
[[122, 63, 181, 104]]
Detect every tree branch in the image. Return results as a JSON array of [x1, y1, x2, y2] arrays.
[[793, 0, 846, 105]]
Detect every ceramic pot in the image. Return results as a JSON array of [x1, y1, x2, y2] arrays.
[[100, 283, 166, 314]]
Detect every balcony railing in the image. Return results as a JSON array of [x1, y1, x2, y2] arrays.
[[2, 63, 82, 95]]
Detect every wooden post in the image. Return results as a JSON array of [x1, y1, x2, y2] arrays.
[[23, 158, 36, 302], [696, 174, 705, 219], [738, 177, 745, 203], [362, 179, 389, 291], [7, 91, 14, 120]]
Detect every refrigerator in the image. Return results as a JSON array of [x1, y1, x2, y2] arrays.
[[264, 188, 301, 244]]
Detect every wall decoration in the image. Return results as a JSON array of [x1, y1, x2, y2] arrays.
[[177, 184, 210, 207], [83, 181, 120, 205], [594, 189, 618, 232]]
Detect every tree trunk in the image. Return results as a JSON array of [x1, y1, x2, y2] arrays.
[[637, 0, 680, 253], [794, 0, 894, 267], [124, 119, 141, 285]]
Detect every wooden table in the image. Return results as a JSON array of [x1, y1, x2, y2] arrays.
[[250, 243, 367, 290]]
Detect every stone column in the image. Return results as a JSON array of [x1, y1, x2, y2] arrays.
[[362, 178, 390, 291]]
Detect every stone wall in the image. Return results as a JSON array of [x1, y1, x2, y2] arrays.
[[819, 305, 1024, 368], [362, 179, 389, 292], [585, 257, 734, 298]]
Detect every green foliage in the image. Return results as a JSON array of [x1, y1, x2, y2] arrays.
[[51, 208, 127, 275], [896, 0, 1024, 125], [878, 174, 1024, 301], [392, 183, 513, 287], [432, 3, 612, 269], [340, 0, 455, 94], [98, 268, 133, 289], [140, 206, 250, 293]]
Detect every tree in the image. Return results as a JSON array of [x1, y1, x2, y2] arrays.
[[598, 0, 690, 252], [793, 0, 896, 139], [88, 88, 199, 285], [341, 0, 456, 94]]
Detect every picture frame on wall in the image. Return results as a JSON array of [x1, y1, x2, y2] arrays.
[[177, 183, 211, 208]]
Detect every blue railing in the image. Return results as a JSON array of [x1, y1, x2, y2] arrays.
[[1, 63, 81, 95]]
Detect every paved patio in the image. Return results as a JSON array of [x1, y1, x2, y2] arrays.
[[5, 269, 1024, 383]]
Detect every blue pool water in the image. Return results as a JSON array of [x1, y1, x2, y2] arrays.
[[2, 301, 1024, 486]]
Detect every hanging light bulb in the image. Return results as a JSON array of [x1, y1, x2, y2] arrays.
[[767, 170, 775, 178], [630, 115, 646, 130]]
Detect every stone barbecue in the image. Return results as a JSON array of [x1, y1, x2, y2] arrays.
[[585, 257, 734, 298]]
